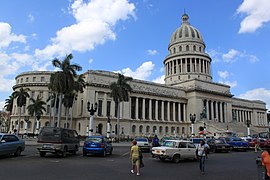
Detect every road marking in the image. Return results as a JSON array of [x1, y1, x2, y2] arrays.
[[122, 152, 129, 157]]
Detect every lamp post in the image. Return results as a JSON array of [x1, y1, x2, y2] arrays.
[[24, 116, 29, 138], [190, 113, 196, 137], [87, 102, 97, 136], [106, 117, 111, 138], [246, 119, 251, 137], [35, 112, 41, 136], [203, 122, 206, 139]]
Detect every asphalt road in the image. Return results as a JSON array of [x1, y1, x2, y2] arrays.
[[0, 145, 262, 180]]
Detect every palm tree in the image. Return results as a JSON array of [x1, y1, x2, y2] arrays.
[[109, 73, 133, 141], [27, 94, 46, 134], [12, 88, 30, 135], [51, 54, 82, 127], [4, 94, 15, 132]]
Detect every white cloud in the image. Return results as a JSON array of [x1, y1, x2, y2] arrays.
[[0, 101, 5, 111], [218, 80, 237, 88], [222, 49, 258, 63], [0, 22, 26, 48], [218, 71, 229, 79], [237, 0, 270, 33], [118, 61, 155, 80], [28, 14, 35, 23], [35, 0, 136, 60], [152, 75, 165, 84], [146, 49, 158, 55], [0, 75, 15, 92], [89, 58, 94, 64], [238, 88, 270, 110]]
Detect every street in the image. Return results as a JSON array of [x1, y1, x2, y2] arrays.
[[0, 145, 261, 180]]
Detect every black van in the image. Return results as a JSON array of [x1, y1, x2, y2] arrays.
[[37, 127, 80, 157]]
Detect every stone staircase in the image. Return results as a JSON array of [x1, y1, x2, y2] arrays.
[[196, 120, 262, 137]]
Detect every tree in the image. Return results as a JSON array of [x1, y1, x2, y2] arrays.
[[12, 88, 30, 135], [109, 73, 132, 141], [4, 94, 15, 132], [50, 54, 82, 127], [27, 94, 46, 134]]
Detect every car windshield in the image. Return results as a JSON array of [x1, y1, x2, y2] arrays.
[[0, 135, 2, 140], [38, 128, 61, 142], [162, 141, 176, 148], [232, 138, 242, 141], [86, 137, 102, 143], [192, 139, 203, 144], [135, 138, 147, 142], [215, 139, 226, 144]]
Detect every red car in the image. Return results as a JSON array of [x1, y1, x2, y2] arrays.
[[249, 138, 267, 149]]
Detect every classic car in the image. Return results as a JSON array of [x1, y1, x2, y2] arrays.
[[207, 138, 231, 152], [219, 137, 249, 151], [152, 140, 196, 163]]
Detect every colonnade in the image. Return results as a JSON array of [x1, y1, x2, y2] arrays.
[[203, 99, 227, 123], [165, 57, 211, 76]]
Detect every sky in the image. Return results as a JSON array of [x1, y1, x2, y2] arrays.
[[1, 0, 270, 110]]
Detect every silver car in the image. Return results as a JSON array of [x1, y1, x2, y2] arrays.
[[0, 133, 25, 156]]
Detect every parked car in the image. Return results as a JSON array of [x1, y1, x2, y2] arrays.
[[219, 137, 249, 151], [207, 138, 231, 153], [37, 127, 80, 157], [0, 133, 25, 157], [190, 137, 210, 154], [152, 140, 197, 163], [83, 135, 113, 157], [134, 137, 151, 152]]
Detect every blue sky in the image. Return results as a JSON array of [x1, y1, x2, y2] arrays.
[[1, 0, 270, 110]]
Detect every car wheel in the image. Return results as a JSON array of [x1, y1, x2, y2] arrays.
[[159, 157, 166, 162], [172, 155, 180, 163], [14, 147, 22, 157], [40, 152, 46, 157], [61, 147, 67, 158], [72, 145, 78, 155], [109, 148, 113, 155]]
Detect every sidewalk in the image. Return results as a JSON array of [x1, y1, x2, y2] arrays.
[[24, 138, 131, 147]]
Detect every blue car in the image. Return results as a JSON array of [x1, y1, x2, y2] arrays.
[[220, 137, 249, 151], [0, 133, 25, 157], [83, 136, 113, 157]]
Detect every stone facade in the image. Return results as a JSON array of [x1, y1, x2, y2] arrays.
[[9, 14, 269, 138]]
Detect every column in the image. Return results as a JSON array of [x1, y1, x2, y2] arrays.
[[102, 93, 107, 117], [135, 97, 138, 120], [142, 98, 145, 120], [211, 101, 214, 121], [173, 102, 176, 121], [167, 101, 170, 121], [180, 59, 183, 73], [178, 103, 181, 122], [219, 102, 223, 123], [206, 100, 209, 120], [149, 99, 152, 120], [155, 100, 158, 121], [183, 104, 186, 122], [224, 103, 227, 123], [161, 101, 164, 121]]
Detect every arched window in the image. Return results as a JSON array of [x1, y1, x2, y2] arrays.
[[165, 126, 169, 134], [78, 123, 81, 131], [139, 125, 143, 133], [146, 126, 150, 133], [173, 47, 176, 53], [27, 122, 32, 129], [182, 127, 185, 134], [132, 125, 136, 133], [20, 121, 24, 129], [193, 45, 196, 51], [186, 45, 189, 51], [45, 121, 50, 126], [179, 46, 182, 52], [159, 126, 163, 133], [176, 127, 180, 134], [171, 127, 175, 134], [153, 126, 157, 133]]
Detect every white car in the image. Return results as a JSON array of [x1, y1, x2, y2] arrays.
[[152, 140, 196, 163], [134, 137, 151, 152]]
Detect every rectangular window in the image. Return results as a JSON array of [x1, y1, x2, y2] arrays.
[[41, 76, 45, 82], [26, 77, 29, 82], [98, 100, 102, 116], [33, 77, 36, 82]]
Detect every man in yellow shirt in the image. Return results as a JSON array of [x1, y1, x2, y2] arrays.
[[130, 140, 141, 176]]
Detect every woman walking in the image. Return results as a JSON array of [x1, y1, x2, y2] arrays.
[[196, 140, 207, 175], [130, 140, 141, 176]]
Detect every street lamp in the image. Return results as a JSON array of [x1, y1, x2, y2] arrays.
[[203, 122, 206, 139], [246, 119, 251, 137], [87, 101, 97, 136], [190, 113, 196, 137], [106, 117, 111, 138]]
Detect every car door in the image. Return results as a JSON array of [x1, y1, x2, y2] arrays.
[[187, 142, 196, 158], [0, 135, 15, 155], [178, 142, 189, 158]]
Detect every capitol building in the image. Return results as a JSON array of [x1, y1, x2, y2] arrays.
[[9, 14, 268, 138]]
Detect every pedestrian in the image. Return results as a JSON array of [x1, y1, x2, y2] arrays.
[[255, 138, 260, 153], [152, 135, 160, 147], [130, 140, 141, 176], [196, 140, 207, 175], [261, 147, 270, 179]]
